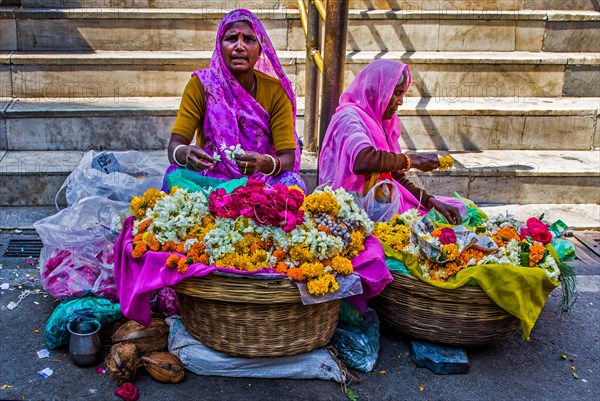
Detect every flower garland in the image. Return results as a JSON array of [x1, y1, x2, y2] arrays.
[[374, 208, 570, 284], [129, 182, 372, 296]]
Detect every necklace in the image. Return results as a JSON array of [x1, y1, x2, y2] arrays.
[[249, 76, 256, 95]]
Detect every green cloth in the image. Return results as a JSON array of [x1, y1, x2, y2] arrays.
[[381, 243, 559, 340]]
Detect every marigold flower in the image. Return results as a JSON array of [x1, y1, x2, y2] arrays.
[[342, 231, 366, 258], [175, 242, 186, 255], [458, 248, 484, 267], [197, 253, 210, 266], [162, 241, 178, 252], [147, 234, 161, 252], [529, 242, 546, 267], [133, 233, 144, 243], [137, 219, 152, 234], [307, 274, 339, 296], [272, 248, 287, 262], [289, 245, 314, 264], [493, 226, 520, 248], [300, 261, 325, 279], [442, 244, 459, 261], [438, 155, 454, 171], [177, 258, 189, 274], [302, 191, 341, 216], [131, 241, 147, 258], [166, 254, 179, 269], [275, 261, 288, 273], [331, 256, 353, 275], [287, 267, 306, 281]]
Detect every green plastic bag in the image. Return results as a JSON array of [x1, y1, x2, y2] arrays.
[[44, 296, 122, 349], [427, 193, 488, 227], [330, 304, 381, 373], [551, 238, 576, 262], [166, 169, 225, 194]]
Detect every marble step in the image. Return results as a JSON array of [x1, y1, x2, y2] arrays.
[[1, 50, 598, 98], [1, 96, 598, 152], [1, 203, 597, 230], [2, 8, 598, 53], [15, 0, 600, 12], [0, 149, 598, 206]]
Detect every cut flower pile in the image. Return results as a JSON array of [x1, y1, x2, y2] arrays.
[[128, 180, 373, 296], [374, 208, 574, 286]]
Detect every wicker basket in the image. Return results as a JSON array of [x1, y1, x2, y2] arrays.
[[173, 273, 340, 357], [371, 271, 520, 346]]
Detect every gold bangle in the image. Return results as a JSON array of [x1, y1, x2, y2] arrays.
[[398, 153, 412, 172]]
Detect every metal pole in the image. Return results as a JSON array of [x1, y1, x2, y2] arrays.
[[303, 0, 321, 155], [318, 0, 349, 153]]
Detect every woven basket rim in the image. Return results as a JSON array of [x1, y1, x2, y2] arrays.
[[173, 272, 302, 303]]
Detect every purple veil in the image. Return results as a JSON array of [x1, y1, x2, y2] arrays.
[[194, 9, 301, 180]]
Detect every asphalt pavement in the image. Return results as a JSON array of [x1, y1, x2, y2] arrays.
[[0, 229, 598, 401]]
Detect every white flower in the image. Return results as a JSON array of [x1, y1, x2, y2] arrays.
[[539, 255, 561, 281], [220, 143, 245, 162]]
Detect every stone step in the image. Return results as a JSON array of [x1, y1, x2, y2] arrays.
[[15, 0, 600, 12], [0, 149, 598, 206], [1, 50, 598, 98], [1, 203, 597, 230], [2, 8, 598, 53], [1, 97, 598, 151]]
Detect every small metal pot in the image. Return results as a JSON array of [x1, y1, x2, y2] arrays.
[[67, 319, 102, 367]]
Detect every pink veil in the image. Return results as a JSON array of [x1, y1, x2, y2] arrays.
[[318, 59, 411, 191]]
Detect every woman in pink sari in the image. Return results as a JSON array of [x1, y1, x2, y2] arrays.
[[319, 59, 464, 224], [164, 9, 305, 191]]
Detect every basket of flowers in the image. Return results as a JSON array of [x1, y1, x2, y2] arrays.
[[128, 179, 374, 357], [370, 206, 576, 346]]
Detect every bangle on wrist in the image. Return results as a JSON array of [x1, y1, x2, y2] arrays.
[[264, 154, 278, 176], [398, 153, 412, 172], [274, 156, 283, 176], [173, 144, 188, 167]]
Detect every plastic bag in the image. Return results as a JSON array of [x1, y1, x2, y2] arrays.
[[363, 180, 400, 222], [58, 150, 168, 207], [330, 303, 380, 373], [34, 196, 130, 301], [44, 296, 122, 349], [167, 316, 346, 382], [166, 168, 225, 194]]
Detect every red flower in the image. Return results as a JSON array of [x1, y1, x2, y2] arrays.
[[438, 227, 457, 244], [115, 383, 139, 401], [521, 217, 552, 244]]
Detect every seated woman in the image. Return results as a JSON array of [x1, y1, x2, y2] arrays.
[[319, 59, 464, 224], [164, 9, 305, 191]]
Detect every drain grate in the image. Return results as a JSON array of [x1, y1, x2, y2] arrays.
[[3, 238, 44, 257]]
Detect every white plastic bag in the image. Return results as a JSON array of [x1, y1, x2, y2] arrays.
[[57, 150, 168, 207], [362, 179, 400, 222], [34, 196, 130, 301]]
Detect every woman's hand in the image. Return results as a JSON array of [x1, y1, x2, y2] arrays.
[[408, 153, 440, 172], [428, 197, 462, 225], [235, 151, 273, 176], [181, 145, 217, 172]]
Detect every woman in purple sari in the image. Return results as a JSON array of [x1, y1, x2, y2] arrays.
[[319, 59, 464, 224], [165, 9, 305, 191]]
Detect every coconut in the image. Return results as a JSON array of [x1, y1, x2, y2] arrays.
[[105, 343, 140, 384], [141, 352, 185, 383], [111, 318, 169, 353]]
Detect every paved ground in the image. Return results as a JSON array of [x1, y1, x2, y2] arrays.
[[0, 229, 598, 401]]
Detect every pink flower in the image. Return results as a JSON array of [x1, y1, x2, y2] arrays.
[[521, 217, 552, 244], [438, 227, 457, 244]]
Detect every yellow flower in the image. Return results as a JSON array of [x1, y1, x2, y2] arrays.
[[302, 191, 341, 216], [331, 256, 353, 275], [373, 221, 410, 252], [166, 254, 179, 269], [289, 245, 314, 264], [442, 244, 459, 261], [307, 274, 339, 296], [300, 261, 325, 279], [438, 155, 454, 171]]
